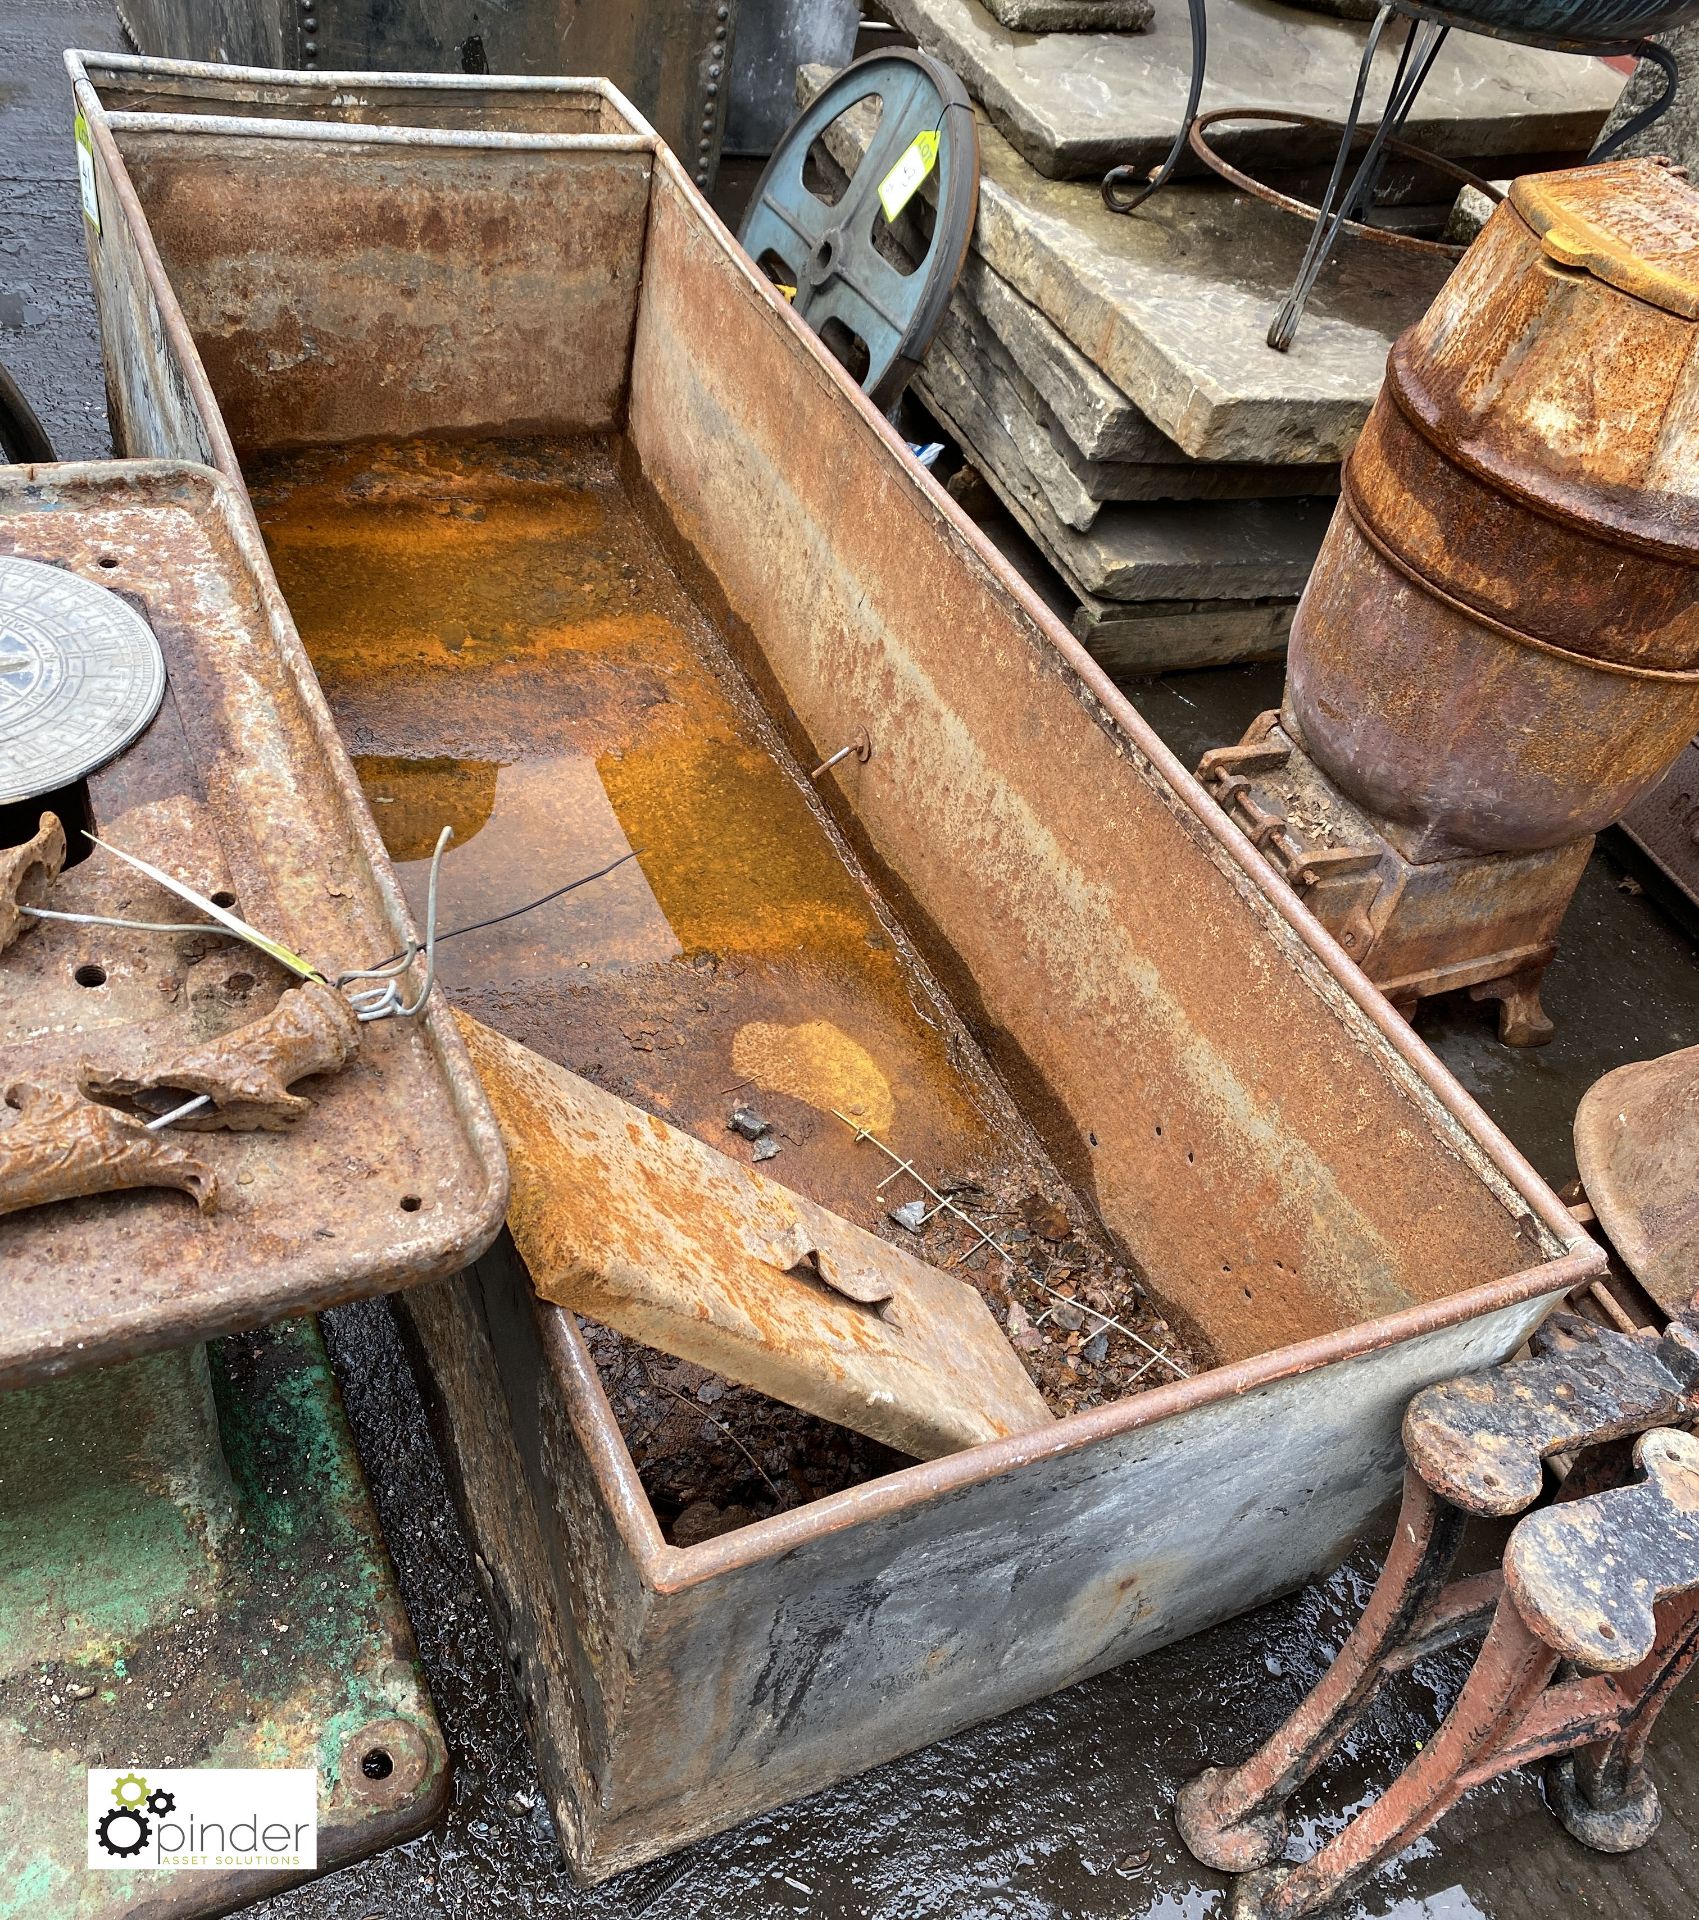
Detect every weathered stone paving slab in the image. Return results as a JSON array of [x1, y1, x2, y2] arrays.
[[881, 0, 1619, 180], [802, 64, 1450, 462], [962, 494, 1297, 672], [919, 339, 1330, 600], [1071, 593, 1294, 672], [981, 0, 1150, 26], [938, 300, 1336, 525], [961, 254, 1172, 464]]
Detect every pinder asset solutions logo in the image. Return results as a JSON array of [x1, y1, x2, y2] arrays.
[[87, 1768, 317, 1871]]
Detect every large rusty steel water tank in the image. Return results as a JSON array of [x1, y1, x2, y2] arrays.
[[1286, 158, 1699, 859]]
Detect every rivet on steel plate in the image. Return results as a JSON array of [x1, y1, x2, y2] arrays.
[[809, 729, 872, 781]]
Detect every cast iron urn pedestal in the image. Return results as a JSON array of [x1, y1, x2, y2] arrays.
[[1201, 157, 1699, 1045]]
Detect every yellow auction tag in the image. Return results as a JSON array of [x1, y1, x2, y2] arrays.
[[75, 111, 100, 233], [877, 130, 939, 223]]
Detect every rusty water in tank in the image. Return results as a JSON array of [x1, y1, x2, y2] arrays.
[[248, 435, 1200, 1499]]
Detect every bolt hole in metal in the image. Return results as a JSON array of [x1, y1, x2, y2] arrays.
[[73, 962, 106, 988], [96, 554, 119, 569], [210, 889, 237, 909], [400, 1194, 422, 1213], [226, 970, 256, 994], [359, 1747, 394, 1780]]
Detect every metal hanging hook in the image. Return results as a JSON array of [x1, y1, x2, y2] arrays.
[[337, 825, 452, 1022]]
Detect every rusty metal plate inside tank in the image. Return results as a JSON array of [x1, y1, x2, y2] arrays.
[[0, 553, 166, 803]]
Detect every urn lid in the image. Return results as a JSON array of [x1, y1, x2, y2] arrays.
[[1511, 159, 1699, 322]]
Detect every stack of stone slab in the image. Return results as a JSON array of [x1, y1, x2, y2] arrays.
[[798, 14, 1617, 673]]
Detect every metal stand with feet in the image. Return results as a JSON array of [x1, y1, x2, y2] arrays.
[[1176, 1314, 1699, 1917], [1102, 0, 1689, 349]]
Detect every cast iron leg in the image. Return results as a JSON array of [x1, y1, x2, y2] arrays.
[[1176, 1471, 1467, 1872], [1468, 964, 1555, 1048], [1231, 1591, 1560, 1920], [1590, 39, 1681, 160], [1548, 1592, 1699, 1851], [1266, 9, 1449, 352]]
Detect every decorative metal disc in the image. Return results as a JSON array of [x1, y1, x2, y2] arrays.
[[0, 555, 166, 804]]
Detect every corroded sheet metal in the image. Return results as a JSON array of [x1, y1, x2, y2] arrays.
[[627, 164, 1579, 1364], [112, 5, 738, 193], [1401, 161, 1699, 575], [1288, 162, 1699, 859], [461, 1012, 1054, 1458], [113, 135, 651, 453], [1286, 494, 1699, 856], [415, 1253, 1575, 1879], [68, 59, 1601, 1875], [1575, 1044, 1699, 1318], [0, 463, 506, 1386]]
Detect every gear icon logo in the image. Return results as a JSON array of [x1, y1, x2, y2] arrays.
[[145, 1786, 176, 1817], [95, 1806, 151, 1858], [111, 1773, 149, 1809]]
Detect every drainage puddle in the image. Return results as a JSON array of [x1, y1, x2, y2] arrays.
[[250, 434, 1198, 1534]]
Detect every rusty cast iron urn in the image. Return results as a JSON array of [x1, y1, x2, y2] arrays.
[[1287, 157, 1699, 860]]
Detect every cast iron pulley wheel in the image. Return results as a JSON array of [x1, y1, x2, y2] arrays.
[[738, 50, 979, 412], [0, 361, 54, 465]]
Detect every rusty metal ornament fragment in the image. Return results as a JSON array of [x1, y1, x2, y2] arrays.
[[1201, 159, 1699, 1045], [82, 979, 363, 1130], [0, 1081, 217, 1218], [0, 811, 65, 952]]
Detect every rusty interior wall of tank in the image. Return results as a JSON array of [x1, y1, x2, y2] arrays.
[[623, 164, 1561, 1364], [107, 123, 653, 452]]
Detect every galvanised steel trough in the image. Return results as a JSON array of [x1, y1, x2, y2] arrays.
[[67, 51, 1603, 1878]]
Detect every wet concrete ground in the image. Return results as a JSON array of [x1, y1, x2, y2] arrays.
[[7, 11, 1699, 1916]]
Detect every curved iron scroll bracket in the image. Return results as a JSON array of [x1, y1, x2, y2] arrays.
[[1592, 38, 1682, 160], [1101, 0, 1208, 212]]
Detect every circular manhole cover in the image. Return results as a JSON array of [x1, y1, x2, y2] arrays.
[[0, 555, 166, 805]]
